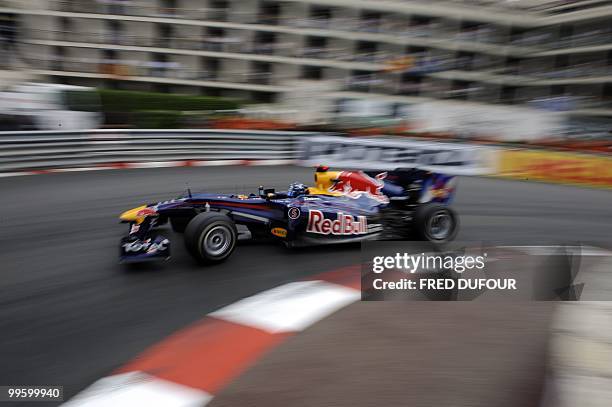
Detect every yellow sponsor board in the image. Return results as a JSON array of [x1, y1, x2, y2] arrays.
[[497, 149, 612, 188]]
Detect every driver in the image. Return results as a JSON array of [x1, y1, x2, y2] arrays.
[[287, 183, 308, 197]]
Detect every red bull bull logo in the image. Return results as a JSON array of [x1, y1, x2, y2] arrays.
[[329, 171, 389, 203], [420, 176, 456, 203], [307, 210, 368, 235]]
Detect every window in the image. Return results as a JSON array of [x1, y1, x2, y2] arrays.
[[399, 74, 421, 96], [303, 36, 327, 58], [209, 0, 229, 21], [310, 6, 332, 20], [501, 86, 517, 104], [360, 11, 381, 32], [103, 49, 116, 60], [159, 0, 177, 15], [449, 80, 472, 100], [150, 53, 169, 77], [59, 17, 71, 41], [157, 24, 173, 47], [253, 32, 276, 54], [302, 66, 323, 80], [554, 54, 569, 69], [510, 27, 526, 43], [349, 70, 373, 92], [203, 27, 225, 51], [106, 20, 122, 45], [250, 61, 272, 84], [551, 85, 567, 96], [355, 41, 377, 62], [559, 24, 573, 40], [52, 46, 65, 70], [307, 36, 327, 48], [310, 6, 332, 27], [455, 52, 475, 71], [201, 57, 219, 80], [505, 57, 521, 75], [259, 2, 281, 25]]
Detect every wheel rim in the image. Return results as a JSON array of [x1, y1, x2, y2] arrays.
[[427, 210, 453, 240], [202, 225, 232, 257]]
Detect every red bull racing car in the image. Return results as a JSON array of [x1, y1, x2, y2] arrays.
[[118, 166, 459, 264]]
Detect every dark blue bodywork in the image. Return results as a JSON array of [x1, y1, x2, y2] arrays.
[[119, 169, 457, 262]]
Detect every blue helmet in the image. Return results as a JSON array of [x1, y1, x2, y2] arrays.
[[287, 183, 308, 197]]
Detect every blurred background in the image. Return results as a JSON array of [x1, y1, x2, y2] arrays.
[[0, 0, 610, 148]]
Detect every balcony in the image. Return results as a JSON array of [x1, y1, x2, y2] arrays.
[[17, 1, 542, 55], [21, 28, 390, 70], [20, 53, 290, 92]]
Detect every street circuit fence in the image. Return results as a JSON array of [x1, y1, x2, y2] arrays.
[[3, 130, 609, 189], [0, 129, 309, 172], [0, 130, 497, 174]]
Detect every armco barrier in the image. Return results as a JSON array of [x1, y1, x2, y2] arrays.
[[497, 149, 612, 189], [4, 131, 609, 191], [0, 131, 499, 175], [0, 129, 315, 173]]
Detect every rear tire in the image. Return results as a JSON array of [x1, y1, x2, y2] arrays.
[[184, 213, 237, 264], [413, 203, 458, 243]]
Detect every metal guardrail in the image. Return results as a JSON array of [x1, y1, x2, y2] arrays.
[[0, 129, 311, 172]]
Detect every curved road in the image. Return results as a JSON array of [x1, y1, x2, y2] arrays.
[[0, 166, 611, 404]]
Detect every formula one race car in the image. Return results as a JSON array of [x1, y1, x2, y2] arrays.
[[118, 166, 459, 264]]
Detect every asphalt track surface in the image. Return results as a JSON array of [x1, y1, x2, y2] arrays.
[[1, 166, 611, 405]]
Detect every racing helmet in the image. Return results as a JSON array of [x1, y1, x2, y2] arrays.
[[314, 165, 341, 191], [287, 183, 308, 197]]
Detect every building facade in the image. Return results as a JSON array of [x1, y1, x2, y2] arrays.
[[1, 0, 611, 127]]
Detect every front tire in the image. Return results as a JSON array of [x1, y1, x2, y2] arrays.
[[184, 213, 237, 264], [413, 203, 458, 243]]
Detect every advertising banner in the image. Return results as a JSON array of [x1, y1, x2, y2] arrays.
[[300, 136, 497, 175], [497, 149, 612, 188]]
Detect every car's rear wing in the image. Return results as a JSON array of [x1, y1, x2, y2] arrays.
[[365, 168, 457, 204]]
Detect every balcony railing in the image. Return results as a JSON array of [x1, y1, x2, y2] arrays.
[[20, 26, 612, 86], [12, 0, 610, 53], [25, 0, 544, 52], [21, 29, 398, 65], [7, 50, 609, 110], [21, 54, 290, 88]]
